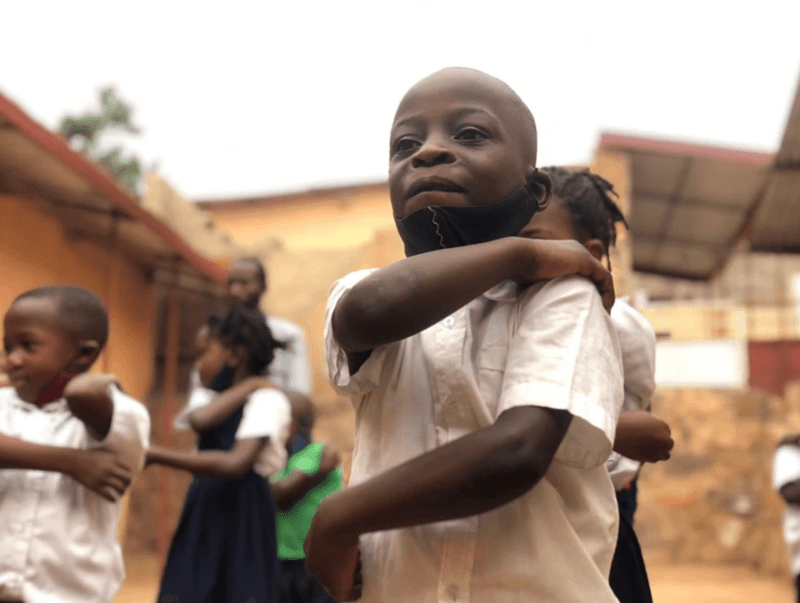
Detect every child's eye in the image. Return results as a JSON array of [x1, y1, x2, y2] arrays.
[[391, 136, 420, 157], [456, 127, 489, 143]]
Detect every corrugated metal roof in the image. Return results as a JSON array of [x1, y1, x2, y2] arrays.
[[599, 133, 772, 280], [0, 91, 226, 286], [749, 75, 800, 252]]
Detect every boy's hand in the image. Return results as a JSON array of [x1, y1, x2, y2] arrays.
[[515, 239, 615, 311], [614, 411, 674, 463], [68, 448, 132, 502], [305, 493, 362, 601], [318, 446, 340, 477]]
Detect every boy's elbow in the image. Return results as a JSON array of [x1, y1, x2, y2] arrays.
[[333, 294, 381, 353], [492, 407, 572, 490]]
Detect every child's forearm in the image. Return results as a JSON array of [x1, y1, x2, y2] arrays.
[[0, 434, 80, 475], [147, 439, 263, 480], [333, 237, 527, 353], [780, 480, 800, 505], [271, 469, 329, 511], [314, 406, 571, 540], [63, 375, 115, 439], [188, 378, 266, 433]]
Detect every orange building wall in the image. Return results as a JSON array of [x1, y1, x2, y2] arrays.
[[205, 184, 394, 250], [0, 193, 155, 401]]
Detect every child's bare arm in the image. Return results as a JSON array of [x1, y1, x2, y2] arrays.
[[305, 406, 571, 599], [63, 373, 117, 439], [271, 447, 340, 511], [146, 437, 265, 480], [0, 434, 131, 501], [780, 480, 800, 505], [188, 377, 275, 433], [613, 410, 674, 463], [334, 237, 613, 355]]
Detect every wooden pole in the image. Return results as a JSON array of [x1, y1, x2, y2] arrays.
[[158, 288, 180, 572]]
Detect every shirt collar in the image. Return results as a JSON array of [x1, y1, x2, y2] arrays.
[[7, 391, 69, 413]]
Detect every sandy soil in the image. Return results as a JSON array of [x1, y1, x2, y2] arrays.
[[114, 554, 796, 603]]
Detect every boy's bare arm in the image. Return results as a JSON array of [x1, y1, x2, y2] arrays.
[[334, 237, 613, 354], [0, 434, 131, 501], [188, 377, 274, 433], [305, 406, 571, 598], [613, 410, 674, 463], [146, 437, 264, 480], [63, 374, 117, 439], [780, 480, 800, 505]]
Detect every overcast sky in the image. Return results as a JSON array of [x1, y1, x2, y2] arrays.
[[3, 0, 800, 200]]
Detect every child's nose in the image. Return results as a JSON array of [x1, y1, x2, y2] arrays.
[[5, 349, 24, 367], [411, 140, 456, 168]]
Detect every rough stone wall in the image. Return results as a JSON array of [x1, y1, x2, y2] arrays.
[[637, 385, 800, 577]]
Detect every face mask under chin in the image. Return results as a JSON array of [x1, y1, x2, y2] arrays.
[[394, 171, 550, 257]]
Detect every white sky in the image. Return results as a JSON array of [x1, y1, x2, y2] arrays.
[[3, 0, 800, 200]]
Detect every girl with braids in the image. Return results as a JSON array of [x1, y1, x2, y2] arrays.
[[147, 303, 293, 603], [520, 166, 674, 603]]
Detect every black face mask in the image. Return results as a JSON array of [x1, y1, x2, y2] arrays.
[[394, 171, 551, 257], [210, 366, 236, 393]]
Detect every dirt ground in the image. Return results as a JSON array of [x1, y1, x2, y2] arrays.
[[114, 553, 796, 603]]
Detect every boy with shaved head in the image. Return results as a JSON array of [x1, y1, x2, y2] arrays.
[[305, 68, 623, 602], [0, 285, 150, 603]]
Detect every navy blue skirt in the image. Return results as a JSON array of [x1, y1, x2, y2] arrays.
[[158, 408, 277, 603]]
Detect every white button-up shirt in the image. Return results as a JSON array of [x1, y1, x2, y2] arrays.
[[605, 299, 657, 490], [325, 271, 624, 603], [774, 443, 800, 575], [0, 385, 150, 603]]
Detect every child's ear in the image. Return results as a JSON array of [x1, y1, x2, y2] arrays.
[[584, 239, 606, 262], [73, 340, 101, 372], [529, 168, 552, 209]]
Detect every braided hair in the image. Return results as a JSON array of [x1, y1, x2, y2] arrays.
[[544, 167, 628, 256], [209, 303, 288, 376]]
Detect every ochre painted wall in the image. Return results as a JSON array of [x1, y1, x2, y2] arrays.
[[0, 194, 155, 401], [203, 184, 394, 251]]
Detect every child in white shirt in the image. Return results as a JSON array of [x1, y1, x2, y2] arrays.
[[0, 285, 150, 603], [304, 67, 624, 603]]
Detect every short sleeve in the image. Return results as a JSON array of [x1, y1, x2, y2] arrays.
[[284, 326, 312, 396], [324, 269, 398, 399], [499, 276, 623, 468], [236, 388, 292, 445], [101, 386, 151, 475], [774, 445, 800, 490], [611, 300, 657, 412], [173, 372, 214, 431]]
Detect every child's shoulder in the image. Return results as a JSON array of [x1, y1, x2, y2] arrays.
[[515, 275, 602, 311], [610, 298, 656, 347]]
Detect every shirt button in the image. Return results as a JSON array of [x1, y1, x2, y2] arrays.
[[443, 316, 455, 328]]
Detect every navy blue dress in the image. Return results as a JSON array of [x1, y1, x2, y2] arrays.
[[157, 407, 278, 603]]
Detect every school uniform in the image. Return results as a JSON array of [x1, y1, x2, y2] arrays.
[[606, 299, 657, 603], [325, 272, 624, 603], [161, 387, 292, 603], [773, 442, 800, 603], [0, 385, 150, 603], [266, 316, 312, 396]]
